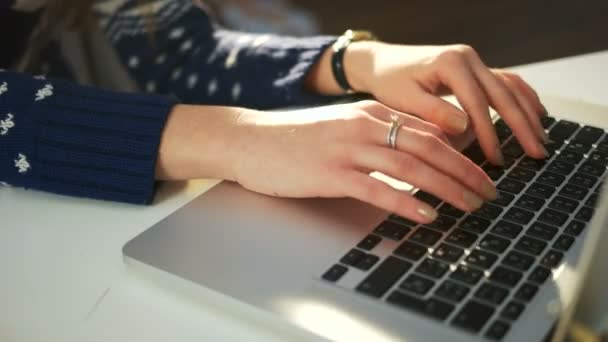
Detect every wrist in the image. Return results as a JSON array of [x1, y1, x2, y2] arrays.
[[343, 40, 378, 94], [155, 104, 248, 181]]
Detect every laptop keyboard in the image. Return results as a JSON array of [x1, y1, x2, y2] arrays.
[[321, 116, 607, 340]]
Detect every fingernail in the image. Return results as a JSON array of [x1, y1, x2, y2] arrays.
[[417, 207, 438, 221], [482, 182, 497, 200], [541, 129, 550, 144], [463, 190, 484, 210], [495, 148, 505, 166], [541, 145, 550, 158], [447, 114, 468, 133]]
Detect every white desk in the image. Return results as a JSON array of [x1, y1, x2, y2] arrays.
[[2, 51, 608, 342]]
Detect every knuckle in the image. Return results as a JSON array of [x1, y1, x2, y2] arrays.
[[418, 132, 443, 153], [438, 49, 465, 66], [357, 99, 383, 111], [395, 153, 419, 173]]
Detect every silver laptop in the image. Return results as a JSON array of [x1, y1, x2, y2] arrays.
[[124, 96, 608, 341]]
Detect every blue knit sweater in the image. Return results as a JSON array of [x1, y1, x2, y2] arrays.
[[0, 0, 336, 204]]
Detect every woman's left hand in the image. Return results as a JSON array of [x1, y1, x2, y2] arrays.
[[309, 41, 549, 166]]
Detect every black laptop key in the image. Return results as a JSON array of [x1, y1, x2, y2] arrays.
[[394, 241, 428, 261], [515, 194, 545, 211], [399, 274, 435, 295], [503, 207, 534, 225], [432, 243, 464, 263], [549, 196, 579, 213], [515, 236, 547, 255], [565, 220, 586, 236], [538, 208, 569, 227], [483, 164, 505, 181], [388, 215, 417, 227], [549, 120, 579, 140], [571, 172, 598, 189], [463, 144, 486, 165], [355, 254, 381, 271], [451, 300, 495, 333], [438, 203, 465, 218], [573, 125, 604, 144], [435, 280, 470, 302], [498, 178, 526, 194], [445, 229, 478, 248], [414, 191, 442, 207], [485, 321, 511, 340], [425, 214, 457, 232], [554, 234, 575, 251], [416, 258, 449, 278], [495, 119, 512, 141], [514, 283, 539, 302], [409, 227, 442, 246], [528, 222, 559, 240], [465, 249, 498, 269], [579, 161, 606, 177], [503, 140, 524, 158], [575, 206, 594, 222], [501, 301, 525, 320], [460, 215, 491, 233], [540, 249, 564, 268], [527, 182, 555, 199], [528, 266, 552, 284], [492, 191, 515, 207], [492, 220, 523, 239], [586, 193, 599, 208], [475, 282, 509, 305], [340, 249, 365, 266], [357, 234, 382, 251], [560, 183, 588, 200], [374, 221, 411, 241], [322, 264, 348, 282], [490, 266, 523, 287], [536, 171, 565, 187], [547, 161, 575, 175], [387, 291, 454, 321], [544, 138, 563, 155], [503, 250, 535, 271], [589, 151, 608, 166], [356, 256, 412, 297], [519, 157, 546, 171], [556, 150, 584, 165], [479, 234, 511, 253], [566, 140, 592, 154], [474, 203, 503, 220], [451, 265, 484, 285], [540, 116, 556, 129]]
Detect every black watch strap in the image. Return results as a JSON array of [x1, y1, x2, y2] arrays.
[[330, 30, 377, 93], [331, 41, 353, 93]]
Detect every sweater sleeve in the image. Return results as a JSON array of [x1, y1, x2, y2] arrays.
[[0, 70, 176, 204], [93, 0, 340, 109]]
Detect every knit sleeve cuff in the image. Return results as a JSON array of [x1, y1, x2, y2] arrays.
[[0, 71, 177, 204]]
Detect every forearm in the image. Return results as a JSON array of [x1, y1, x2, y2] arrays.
[[155, 105, 244, 181]]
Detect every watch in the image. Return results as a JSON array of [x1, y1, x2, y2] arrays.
[[331, 29, 377, 93]]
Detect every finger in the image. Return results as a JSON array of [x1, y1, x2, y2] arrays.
[[466, 56, 547, 159], [498, 71, 546, 115], [436, 53, 503, 165], [495, 72, 548, 143], [364, 121, 496, 200], [392, 87, 471, 136], [358, 100, 449, 144], [342, 171, 438, 223], [350, 145, 487, 212]]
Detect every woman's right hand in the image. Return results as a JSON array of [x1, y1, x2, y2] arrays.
[[229, 100, 497, 223]]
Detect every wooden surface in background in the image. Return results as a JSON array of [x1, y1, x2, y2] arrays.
[[296, 0, 607, 67]]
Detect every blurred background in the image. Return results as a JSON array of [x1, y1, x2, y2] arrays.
[[210, 0, 608, 67]]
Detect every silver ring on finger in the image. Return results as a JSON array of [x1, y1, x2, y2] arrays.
[[386, 114, 402, 149]]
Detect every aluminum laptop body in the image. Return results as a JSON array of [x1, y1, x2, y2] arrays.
[[124, 96, 608, 342]]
